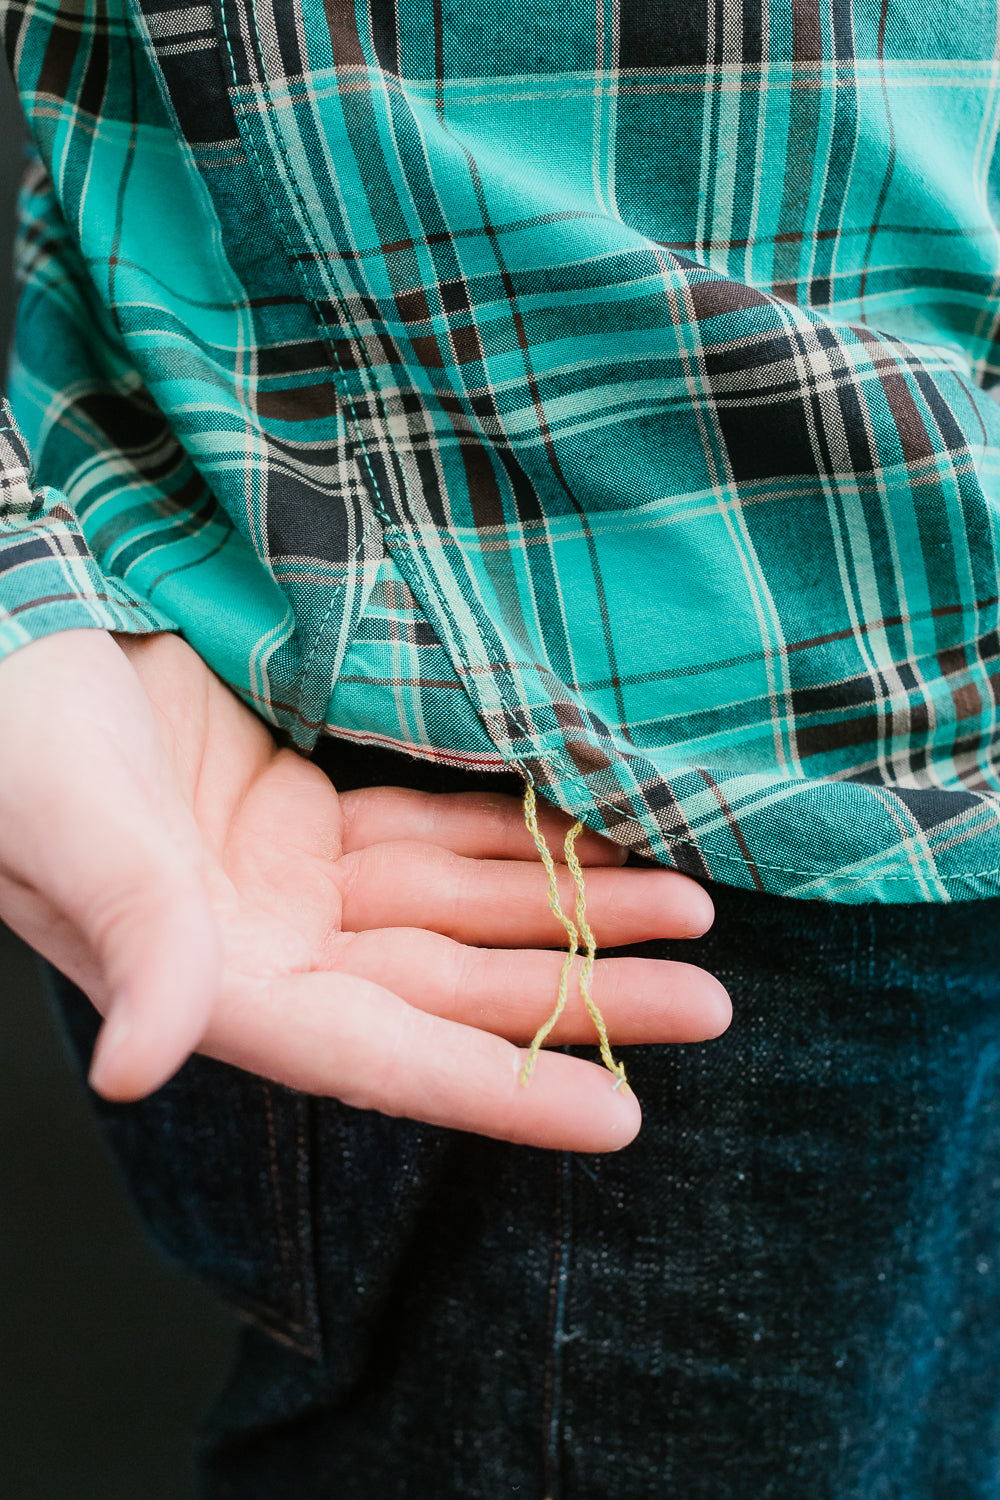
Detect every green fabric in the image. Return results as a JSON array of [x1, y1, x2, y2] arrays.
[[5, 0, 1000, 901]]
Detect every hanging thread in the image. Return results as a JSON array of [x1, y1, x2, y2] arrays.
[[519, 781, 628, 1092]]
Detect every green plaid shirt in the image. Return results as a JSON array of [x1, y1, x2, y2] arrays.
[[5, 0, 1000, 902]]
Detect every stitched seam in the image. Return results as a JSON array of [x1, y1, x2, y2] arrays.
[[213, 21, 1000, 891], [295, 512, 382, 690], [215, 81, 381, 682], [625, 843, 1000, 882], [250, 1085, 322, 1359], [541, 1152, 571, 1500], [293, 1095, 322, 1359], [378, 523, 1000, 884], [216, 3, 395, 707], [216, 7, 565, 749], [262, 1081, 305, 1335]]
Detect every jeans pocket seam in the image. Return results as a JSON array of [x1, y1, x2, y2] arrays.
[[254, 1082, 322, 1361]]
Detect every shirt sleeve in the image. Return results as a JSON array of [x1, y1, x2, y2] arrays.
[[0, 394, 176, 664], [0, 146, 186, 669]]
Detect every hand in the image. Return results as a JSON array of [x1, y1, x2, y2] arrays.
[[0, 630, 730, 1151]]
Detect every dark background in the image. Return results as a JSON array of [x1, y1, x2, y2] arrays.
[[0, 63, 236, 1500]]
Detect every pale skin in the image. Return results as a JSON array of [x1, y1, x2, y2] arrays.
[[0, 628, 731, 1152]]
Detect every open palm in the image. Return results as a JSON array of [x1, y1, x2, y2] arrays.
[[0, 630, 729, 1151]]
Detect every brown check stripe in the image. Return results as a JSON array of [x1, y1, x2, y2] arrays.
[[5, 0, 1000, 900]]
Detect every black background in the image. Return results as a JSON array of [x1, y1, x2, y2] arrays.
[[0, 63, 236, 1500]]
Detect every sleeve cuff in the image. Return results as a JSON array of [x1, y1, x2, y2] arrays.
[[0, 401, 176, 662]]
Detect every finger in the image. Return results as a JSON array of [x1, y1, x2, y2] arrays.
[[206, 971, 642, 1151], [340, 841, 714, 947], [329, 929, 732, 1043], [338, 785, 627, 865]]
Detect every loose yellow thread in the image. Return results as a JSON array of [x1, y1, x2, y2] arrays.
[[519, 781, 628, 1092], [519, 780, 579, 1082], [564, 821, 628, 1091]]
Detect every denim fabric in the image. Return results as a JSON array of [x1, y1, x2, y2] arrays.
[[52, 739, 1000, 1498]]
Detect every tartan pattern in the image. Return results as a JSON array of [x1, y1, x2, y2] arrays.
[[0, 391, 175, 653], [5, 0, 1000, 900]]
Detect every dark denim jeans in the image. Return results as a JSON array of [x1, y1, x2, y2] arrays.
[[51, 739, 1000, 1498]]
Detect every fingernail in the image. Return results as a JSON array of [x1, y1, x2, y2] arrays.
[[682, 886, 715, 938], [704, 979, 733, 1037], [88, 997, 132, 1096]]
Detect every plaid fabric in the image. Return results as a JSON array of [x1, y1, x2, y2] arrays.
[[5, 0, 1000, 902]]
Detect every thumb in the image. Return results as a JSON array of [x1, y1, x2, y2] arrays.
[[83, 832, 221, 1100], [0, 629, 221, 1100]]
